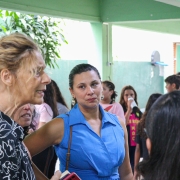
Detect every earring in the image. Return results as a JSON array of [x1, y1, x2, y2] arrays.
[[71, 97, 76, 106]]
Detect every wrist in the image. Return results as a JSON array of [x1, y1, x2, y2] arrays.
[[126, 108, 132, 113]]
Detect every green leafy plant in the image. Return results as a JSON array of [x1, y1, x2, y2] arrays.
[[0, 10, 67, 68]]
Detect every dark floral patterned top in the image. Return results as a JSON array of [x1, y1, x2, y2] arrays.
[[0, 111, 36, 180]]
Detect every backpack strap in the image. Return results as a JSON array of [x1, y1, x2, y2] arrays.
[[65, 126, 73, 170]]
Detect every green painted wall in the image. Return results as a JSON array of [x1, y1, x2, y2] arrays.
[[111, 61, 163, 109], [100, 0, 180, 22], [114, 21, 180, 36], [48, 60, 87, 108], [47, 60, 164, 109], [90, 23, 103, 77], [177, 45, 180, 73], [2, 0, 180, 23], [1, 0, 180, 36], [0, 0, 100, 22]]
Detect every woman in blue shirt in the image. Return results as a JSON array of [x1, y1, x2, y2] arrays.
[[24, 63, 133, 180]]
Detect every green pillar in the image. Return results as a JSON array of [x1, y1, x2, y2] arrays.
[[102, 23, 113, 81], [90, 22, 103, 77], [177, 45, 180, 73], [90, 22, 113, 81]]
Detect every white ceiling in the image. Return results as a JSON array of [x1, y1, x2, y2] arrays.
[[155, 0, 180, 8]]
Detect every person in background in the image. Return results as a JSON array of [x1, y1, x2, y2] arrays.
[[14, 102, 60, 179], [100, 80, 125, 122], [24, 63, 133, 180], [0, 32, 61, 179], [33, 81, 59, 179], [13, 104, 36, 136], [119, 85, 142, 173], [51, 79, 69, 114], [133, 93, 162, 180], [164, 74, 180, 92], [137, 91, 180, 180], [51, 79, 69, 172]]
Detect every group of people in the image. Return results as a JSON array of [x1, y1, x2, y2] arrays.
[[100, 75, 180, 180], [0, 32, 180, 180], [13, 80, 69, 178]]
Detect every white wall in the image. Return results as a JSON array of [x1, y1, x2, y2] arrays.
[[60, 19, 102, 77], [112, 25, 180, 80]]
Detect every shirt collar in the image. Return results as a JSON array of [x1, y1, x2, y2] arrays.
[[68, 104, 116, 126]]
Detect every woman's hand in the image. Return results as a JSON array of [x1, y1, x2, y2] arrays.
[[127, 98, 133, 111], [125, 99, 133, 125], [51, 170, 62, 180], [28, 128, 34, 134], [133, 170, 140, 180]]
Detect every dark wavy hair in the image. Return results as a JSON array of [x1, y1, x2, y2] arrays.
[[137, 91, 180, 180], [137, 93, 162, 139], [51, 79, 68, 108], [44, 81, 58, 118], [102, 80, 117, 103]]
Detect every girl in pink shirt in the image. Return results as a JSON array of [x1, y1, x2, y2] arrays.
[[100, 80, 125, 122]]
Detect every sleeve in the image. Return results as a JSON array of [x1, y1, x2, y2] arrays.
[[57, 104, 69, 115], [38, 104, 53, 123], [113, 103, 126, 122], [0, 130, 18, 178]]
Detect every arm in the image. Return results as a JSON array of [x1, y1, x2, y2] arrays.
[[33, 163, 62, 180], [24, 117, 64, 156], [133, 144, 141, 180], [118, 117, 133, 180], [38, 122, 46, 129], [32, 163, 49, 180], [114, 103, 126, 123]]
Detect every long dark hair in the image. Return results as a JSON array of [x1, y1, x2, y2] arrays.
[[44, 81, 58, 118], [137, 91, 180, 180], [137, 93, 162, 138], [102, 80, 117, 103], [51, 79, 68, 108], [119, 85, 138, 108]]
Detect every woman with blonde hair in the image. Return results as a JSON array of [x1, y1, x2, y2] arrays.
[[0, 33, 60, 179]]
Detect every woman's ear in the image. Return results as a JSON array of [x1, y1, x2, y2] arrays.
[[146, 138, 152, 155], [0, 69, 13, 86], [69, 87, 75, 98], [110, 90, 114, 96], [171, 83, 176, 90]]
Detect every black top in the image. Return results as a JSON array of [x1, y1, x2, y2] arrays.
[[0, 111, 35, 180], [135, 133, 149, 159]]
